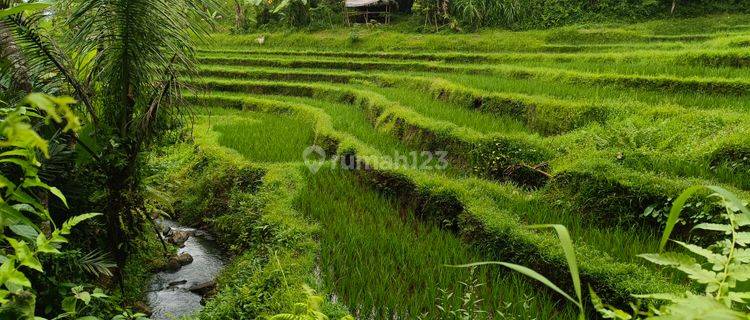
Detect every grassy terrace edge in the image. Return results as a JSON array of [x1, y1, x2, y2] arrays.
[[197, 55, 750, 95], [195, 65, 750, 139], [186, 79, 553, 183], [197, 47, 750, 68], [186, 80, 750, 229], [185, 94, 685, 307], [147, 125, 351, 319]]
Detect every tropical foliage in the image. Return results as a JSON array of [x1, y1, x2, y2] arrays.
[[457, 186, 750, 319], [1, 0, 212, 317], [0, 94, 101, 319], [231, 0, 341, 31], [270, 286, 354, 320], [415, 0, 750, 31]]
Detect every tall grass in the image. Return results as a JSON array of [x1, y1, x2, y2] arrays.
[[444, 73, 750, 112], [506, 193, 664, 264], [242, 93, 463, 177], [503, 59, 750, 79], [197, 48, 750, 79], [211, 110, 315, 162], [255, 94, 426, 155], [295, 167, 579, 319], [356, 84, 533, 135]]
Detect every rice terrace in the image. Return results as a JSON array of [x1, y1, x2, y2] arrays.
[[1, 0, 750, 319]]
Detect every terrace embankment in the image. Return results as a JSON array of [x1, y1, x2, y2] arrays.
[[149, 14, 750, 318]]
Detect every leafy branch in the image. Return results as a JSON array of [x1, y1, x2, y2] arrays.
[[0, 93, 103, 318]]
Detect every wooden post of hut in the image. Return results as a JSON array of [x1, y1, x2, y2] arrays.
[[345, 0, 393, 25]]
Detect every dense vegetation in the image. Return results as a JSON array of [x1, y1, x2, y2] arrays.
[[1, 0, 214, 318], [224, 0, 750, 31], [2, 0, 750, 319]]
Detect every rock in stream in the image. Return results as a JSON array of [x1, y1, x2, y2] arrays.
[[147, 219, 225, 320]]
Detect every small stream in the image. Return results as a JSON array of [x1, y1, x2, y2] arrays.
[[147, 220, 226, 320]]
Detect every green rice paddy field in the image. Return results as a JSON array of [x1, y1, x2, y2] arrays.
[[180, 14, 750, 319]]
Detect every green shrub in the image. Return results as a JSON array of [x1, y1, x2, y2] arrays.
[[242, 0, 341, 30], [470, 137, 552, 187], [0, 94, 105, 319], [448, 0, 750, 30]]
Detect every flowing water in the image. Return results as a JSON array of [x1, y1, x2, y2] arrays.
[[147, 220, 225, 320]]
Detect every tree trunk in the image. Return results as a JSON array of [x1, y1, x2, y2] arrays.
[[106, 72, 140, 293], [104, 139, 140, 295], [234, 0, 245, 30], [0, 18, 32, 93], [105, 173, 128, 294]]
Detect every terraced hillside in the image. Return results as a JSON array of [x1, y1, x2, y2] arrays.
[[156, 15, 750, 319]]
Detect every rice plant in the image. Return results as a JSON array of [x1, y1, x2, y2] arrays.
[[295, 167, 579, 319], [212, 110, 316, 162]]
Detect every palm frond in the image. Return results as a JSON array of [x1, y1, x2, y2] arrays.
[[69, 0, 222, 140], [38, 131, 76, 184], [0, 12, 33, 98], [0, 5, 98, 122], [75, 249, 116, 277], [70, 0, 195, 134], [6, 12, 98, 123]]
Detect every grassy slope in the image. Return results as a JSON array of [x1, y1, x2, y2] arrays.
[[204, 14, 750, 52], [179, 13, 750, 317], [200, 108, 578, 318]]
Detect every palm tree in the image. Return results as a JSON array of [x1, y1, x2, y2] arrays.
[[1, 0, 217, 297], [0, 0, 97, 120], [233, 0, 247, 30], [67, 0, 215, 285]]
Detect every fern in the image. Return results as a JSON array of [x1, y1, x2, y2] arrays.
[[269, 285, 354, 320], [75, 250, 116, 277], [453, 185, 750, 319], [61, 212, 102, 235], [3, 9, 97, 120]]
